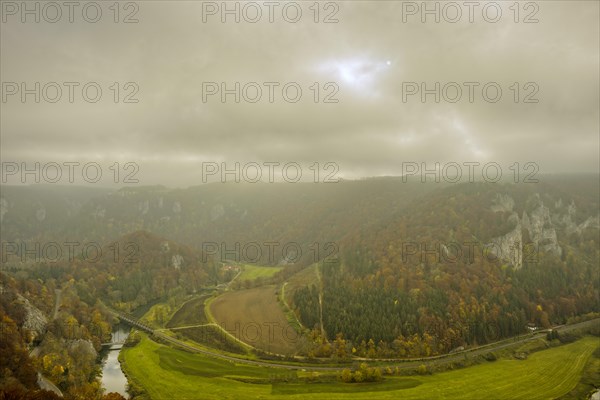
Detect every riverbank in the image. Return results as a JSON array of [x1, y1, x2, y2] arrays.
[[100, 324, 130, 398]]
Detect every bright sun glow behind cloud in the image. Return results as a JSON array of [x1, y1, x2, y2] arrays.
[[317, 57, 393, 94]]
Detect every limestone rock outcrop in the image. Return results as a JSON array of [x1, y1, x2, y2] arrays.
[[485, 192, 599, 269]]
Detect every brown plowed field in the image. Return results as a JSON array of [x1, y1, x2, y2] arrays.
[[210, 286, 302, 355]]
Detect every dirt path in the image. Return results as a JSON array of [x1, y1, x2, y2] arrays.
[[315, 264, 325, 338], [157, 323, 218, 331], [279, 282, 305, 331], [52, 289, 62, 319]]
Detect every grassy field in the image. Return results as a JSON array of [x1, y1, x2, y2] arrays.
[[279, 283, 305, 334], [558, 346, 600, 399], [121, 334, 599, 400], [281, 264, 318, 305], [173, 325, 248, 354], [209, 286, 303, 355], [166, 296, 210, 328], [238, 264, 284, 281], [164, 295, 250, 354]]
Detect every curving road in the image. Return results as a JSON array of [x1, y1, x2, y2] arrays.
[[37, 372, 63, 397]]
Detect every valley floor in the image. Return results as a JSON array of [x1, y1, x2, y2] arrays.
[[120, 334, 599, 400]]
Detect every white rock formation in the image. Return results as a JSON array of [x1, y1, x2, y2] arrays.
[[488, 212, 523, 269], [16, 294, 48, 341], [171, 254, 184, 269], [523, 202, 562, 257]]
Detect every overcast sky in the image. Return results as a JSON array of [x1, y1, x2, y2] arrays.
[[1, 1, 598, 187]]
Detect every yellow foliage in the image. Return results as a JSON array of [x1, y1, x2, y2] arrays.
[[51, 364, 64, 376]]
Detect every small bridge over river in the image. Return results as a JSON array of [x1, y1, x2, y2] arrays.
[[102, 309, 155, 348], [101, 332, 127, 349]]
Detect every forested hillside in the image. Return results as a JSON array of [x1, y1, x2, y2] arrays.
[[1, 176, 599, 363], [293, 177, 600, 358], [1, 231, 213, 398]]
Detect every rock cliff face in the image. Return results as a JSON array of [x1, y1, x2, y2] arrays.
[[16, 293, 48, 341], [488, 212, 523, 268], [171, 254, 184, 269], [487, 193, 599, 269], [522, 200, 562, 258]]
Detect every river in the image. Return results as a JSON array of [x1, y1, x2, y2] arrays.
[[100, 324, 130, 398]]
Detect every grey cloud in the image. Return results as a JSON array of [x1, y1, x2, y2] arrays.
[[1, 1, 598, 187]]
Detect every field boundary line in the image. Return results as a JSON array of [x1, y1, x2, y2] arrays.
[[157, 323, 218, 332], [279, 282, 306, 334], [204, 295, 257, 352]]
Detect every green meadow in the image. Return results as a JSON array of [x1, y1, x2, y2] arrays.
[[120, 334, 599, 400], [238, 264, 284, 281]]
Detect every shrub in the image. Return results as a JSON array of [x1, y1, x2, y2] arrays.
[[338, 364, 383, 383], [417, 364, 428, 375]]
